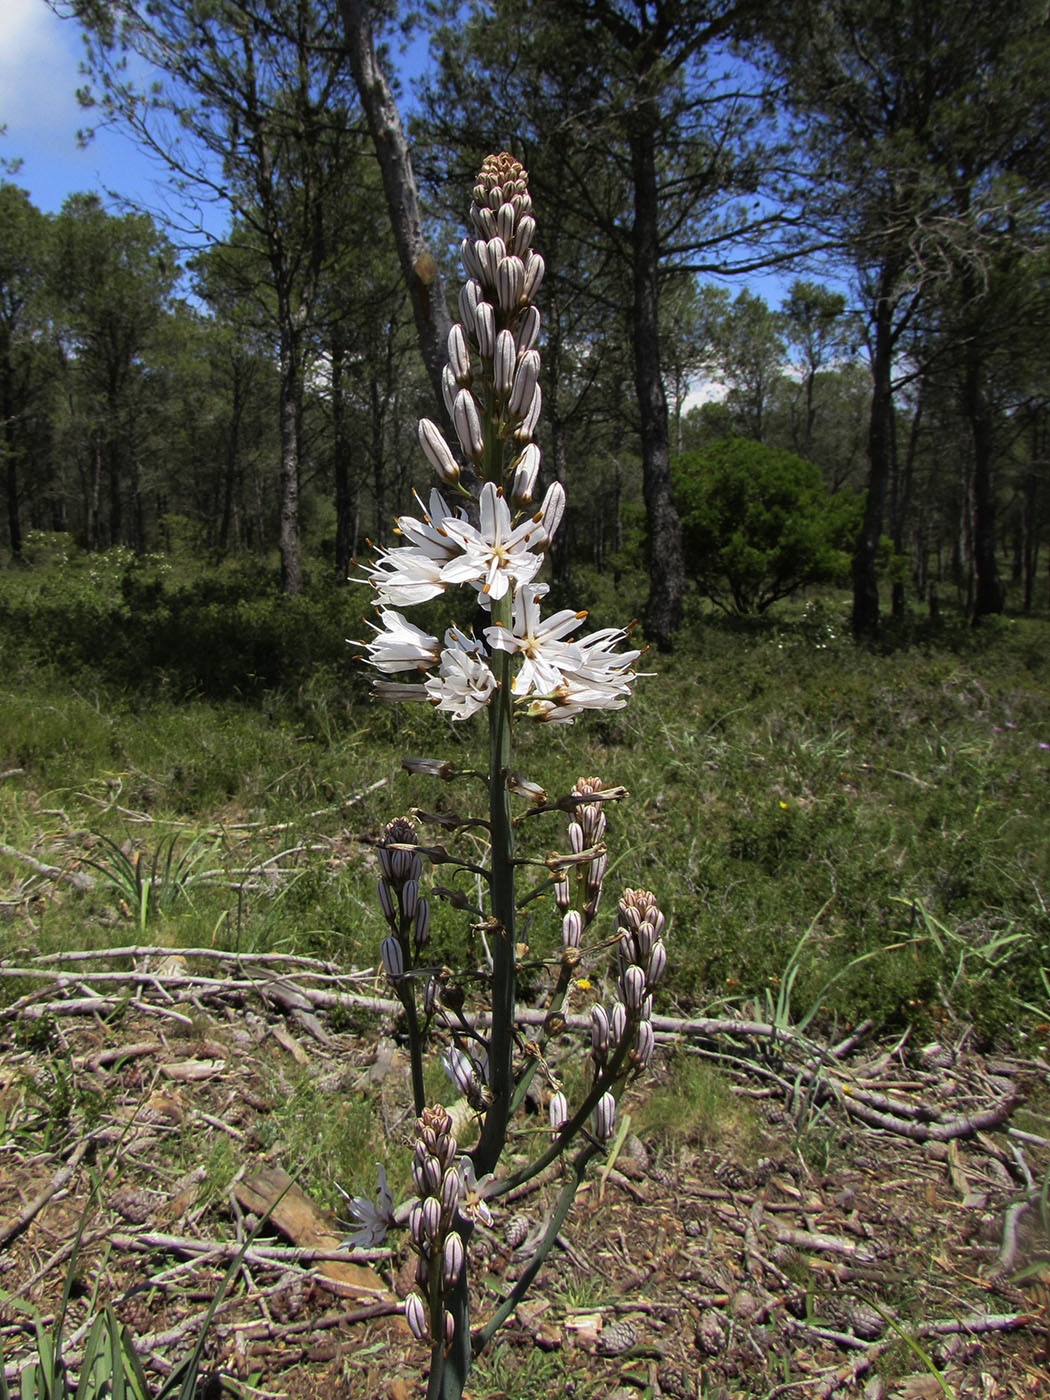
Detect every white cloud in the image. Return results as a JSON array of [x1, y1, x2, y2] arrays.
[[0, 0, 84, 142]]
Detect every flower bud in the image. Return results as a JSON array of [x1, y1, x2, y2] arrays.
[[474, 300, 496, 359], [460, 237, 482, 282], [513, 214, 536, 257], [414, 898, 430, 949], [505, 770, 546, 802], [380, 936, 404, 979], [496, 254, 525, 311], [562, 909, 583, 949], [377, 879, 396, 926], [621, 964, 646, 1012], [442, 1230, 465, 1290], [610, 1001, 628, 1045], [421, 1194, 442, 1244], [633, 1020, 655, 1068], [632, 922, 654, 965], [515, 383, 542, 442], [593, 1091, 616, 1142], [444, 1309, 455, 1346], [510, 443, 541, 506], [548, 1090, 568, 1135], [508, 350, 540, 418], [567, 821, 585, 854], [458, 279, 481, 335], [516, 305, 540, 354], [493, 329, 516, 396], [405, 1292, 428, 1341], [401, 878, 418, 921], [443, 1046, 475, 1098], [418, 419, 460, 486], [590, 1004, 610, 1059], [447, 323, 472, 386], [587, 852, 607, 894], [409, 1203, 424, 1248], [475, 205, 497, 238], [535, 479, 564, 544], [523, 250, 545, 300], [416, 1153, 442, 1196], [423, 975, 438, 1016], [496, 201, 516, 244], [453, 389, 484, 462], [641, 994, 653, 1022], [646, 939, 667, 988], [440, 1165, 461, 1220], [553, 871, 570, 910], [441, 364, 458, 419]]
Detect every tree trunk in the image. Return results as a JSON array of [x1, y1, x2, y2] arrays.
[[332, 326, 353, 580], [852, 281, 894, 637], [965, 346, 1004, 623], [631, 122, 683, 651], [278, 324, 302, 596], [3, 360, 21, 558], [339, 0, 453, 424]]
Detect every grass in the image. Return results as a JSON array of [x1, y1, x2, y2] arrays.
[[2, 551, 1050, 1057]]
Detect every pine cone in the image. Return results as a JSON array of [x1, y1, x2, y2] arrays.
[[504, 1213, 530, 1249], [598, 1319, 637, 1355]]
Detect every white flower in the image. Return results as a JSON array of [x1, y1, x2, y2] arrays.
[[357, 610, 439, 673], [364, 489, 465, 607], [484, 584, 586, 696], [440, 482, 545, 602], [338, 1163, 395, 1248], [424, 627, 498, 720]]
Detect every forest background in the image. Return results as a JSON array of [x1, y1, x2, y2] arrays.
[[2, 0, 1050, 1043]]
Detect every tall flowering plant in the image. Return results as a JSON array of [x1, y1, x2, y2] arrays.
[[351, 154, 666, 1400]]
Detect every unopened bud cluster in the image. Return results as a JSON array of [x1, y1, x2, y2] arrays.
[[404, 1106, 465, 1347], [556, 777, 610, 938], [376, 818, 430, 981]]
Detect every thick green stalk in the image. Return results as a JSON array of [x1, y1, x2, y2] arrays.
[[475, 589, 515, 1176]]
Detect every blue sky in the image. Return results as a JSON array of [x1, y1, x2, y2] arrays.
[[0, 0, 176, 217]]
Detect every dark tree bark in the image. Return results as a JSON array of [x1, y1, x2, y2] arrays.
[[965, 346, 1004, 623], [338, 0, 452, 423], [852, 278, 895, 637], [631, 121, 684, 650], [331, 325, 354, 581]]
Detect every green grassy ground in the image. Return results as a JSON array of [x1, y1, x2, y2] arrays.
[[2, 546, 1049, 1052]]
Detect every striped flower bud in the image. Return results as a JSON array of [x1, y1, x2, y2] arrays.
[[442, 1230, 465, 1290], [475, 205, 497, 238], [633, 1020, 655, 1068], [523, 250, 545, 300], [496, 254, 525, 311], [453, 389, 484, 462], [442, 1046, 475, 1098], [423, 975, 438, 1016], [474, 301, 496, 359], [590, 1003, 610, 1059], [380, 936, 404, 979], [593, 1091, 616, 1142], [641, 994, 653, 1022], [458, 278, 481, 335], [568, 821, 585, 854], [548, 1090, 569, 1135], [447, 323, 472, 386], [646, 939, 667, 988], [405, 1292, 428, 1341], [493, 329, 516, 396], [409, 1202, 425, 1248], [513, 215, 536, 257], [418, 419, 460, 486], [610, 1000, 628, 1046], [440, 1165, 461, 1220], [511, 443, 541, 507], [496, 201, 516, 244], [562, 909, 583, 949], [414, 898, 430, 949], [553, 871, 571, 910], [460, 237, 482, 282], [414, 1152, 442, 1197], [514, 383, 541, 443], [516, 305, 540, 354], [441, 364, 457, 418], [621, 963, 646, 1012], [587, 852, 607, 893], [535, 479, 564, 544], [444, 1309, 455, 1346], [401, 878, 418, 921], [421, 1194, 443, 1244], [632, 921, 654, 965], [508, 350, 540, 417], [484, 235, 507, 275], [512, 191, 532, 217], [377, 879, 396, 926]]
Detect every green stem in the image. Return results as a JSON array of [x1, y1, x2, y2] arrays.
[[475, 595, 515, 1176], [401, 988, 426, 1119], [508, 960, 574, 1115], [474, 1139, 600, 1352]]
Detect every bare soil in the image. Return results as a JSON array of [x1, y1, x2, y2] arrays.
[[1, 958, 1048, 1400]]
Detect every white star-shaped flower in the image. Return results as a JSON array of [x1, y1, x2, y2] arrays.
[[423, 627, 498, 719], [355, 609, 439, 673], [484, 584, 587, 696], [440, 482, 545, 602]]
